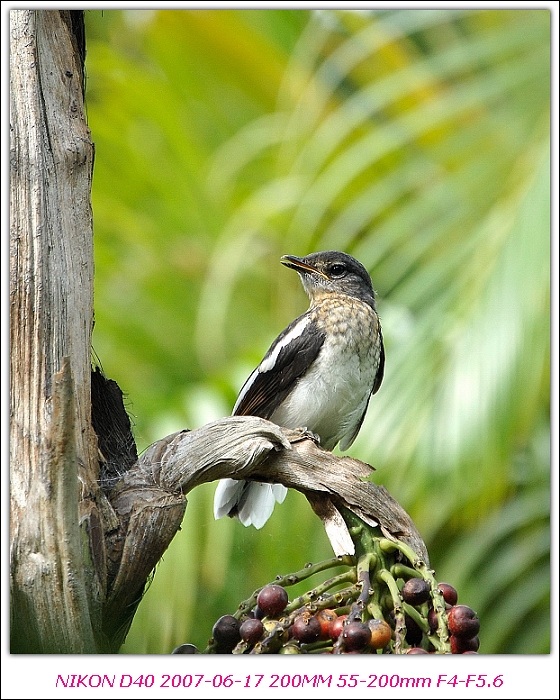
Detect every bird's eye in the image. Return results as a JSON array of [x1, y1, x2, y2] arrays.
[[327, 263, 347, 277]]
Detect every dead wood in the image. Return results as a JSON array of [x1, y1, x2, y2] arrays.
[[103, 416, 428, 649]]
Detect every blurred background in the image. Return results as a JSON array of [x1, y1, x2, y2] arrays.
[[85, 8, 551, 654]]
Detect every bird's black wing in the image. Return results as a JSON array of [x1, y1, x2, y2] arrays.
[[371, 329, 385, 396], [233, 313, 325, 419]]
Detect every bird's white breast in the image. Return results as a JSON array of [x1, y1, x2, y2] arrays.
[[270, 299, 380, 451]]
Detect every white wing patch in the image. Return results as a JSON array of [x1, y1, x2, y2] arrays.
[[259, 316, 310, 372], [233, 315, 310, 413]]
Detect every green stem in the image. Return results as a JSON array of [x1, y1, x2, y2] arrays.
[[377, 568, 406, 654], [389, 539, 451, 654], [284, 571, 356, 614], [286, 582, 359, 619], [234, 556, 354, 619], [391, 564, 421, 580]]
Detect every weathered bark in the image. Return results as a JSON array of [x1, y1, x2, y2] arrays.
[[9, 10, 100, 653]]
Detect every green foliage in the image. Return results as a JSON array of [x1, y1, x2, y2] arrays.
[[85, 8, 550, 654]]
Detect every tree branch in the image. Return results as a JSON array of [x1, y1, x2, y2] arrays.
[[103, 416, 428, 650]]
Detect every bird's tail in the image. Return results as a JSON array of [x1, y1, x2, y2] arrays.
[[213, 479, 287, 529]]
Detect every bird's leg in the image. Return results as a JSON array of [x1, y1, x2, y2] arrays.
[[289, 427, 321, 446]]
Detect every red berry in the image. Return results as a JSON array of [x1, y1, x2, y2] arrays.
[[407, 647, 429, 654], [342, 621, 372, 651], [315, 609, 338, 640], [447, 605, 480, 639], [402, 578, 430, 606], [427, 607, 438, 632], [450, 635, 480, 654], [330, 614, 348, 641], [438, 582, 458, 606], [256, 585, 289, 618]]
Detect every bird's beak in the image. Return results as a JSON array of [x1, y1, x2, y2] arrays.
[[281, 255, 329, 280]]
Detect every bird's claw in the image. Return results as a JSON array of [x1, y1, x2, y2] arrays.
[[290, 427, 321, 445]]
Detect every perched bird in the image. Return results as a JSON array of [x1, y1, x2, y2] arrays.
[[213, 250, 385, 530]]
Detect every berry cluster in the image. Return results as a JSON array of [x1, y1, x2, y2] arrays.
[[208, 581, 395, 655], [402, 579, 480, 654], [173, 513, 480, 654], [176, 523, 482, 655], [204, 575, 479, 655]]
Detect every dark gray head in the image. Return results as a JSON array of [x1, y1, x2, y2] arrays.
[[281, 251, 376, 307]]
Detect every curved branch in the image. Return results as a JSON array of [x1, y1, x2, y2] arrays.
[[103, 416, 427, 650]]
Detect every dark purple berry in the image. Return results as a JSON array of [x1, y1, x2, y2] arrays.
[[402, 578, 430, 606], [290, 614, 321, 644], [342, 621, 372, 651], [256, 585, 289, 617], [428, 604, 451, 632], [239, 618, 264, 645], [404, 614, 423, 645], [171, 643, 199, 654], [212, 615, 240, 651]]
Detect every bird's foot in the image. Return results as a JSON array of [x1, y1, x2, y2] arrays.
[[290, 426, 321, 446]]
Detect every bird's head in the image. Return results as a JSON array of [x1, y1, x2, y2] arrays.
[[281, 251, 376, 306]]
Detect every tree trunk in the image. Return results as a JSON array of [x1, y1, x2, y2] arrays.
[[9, 9, 99, 653], [8, 9, 429, 656]]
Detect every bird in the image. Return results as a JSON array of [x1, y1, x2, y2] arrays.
[[213, 250, 385, 530]]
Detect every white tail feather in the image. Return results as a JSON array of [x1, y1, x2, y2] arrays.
[[213, 479, 287, 529]]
